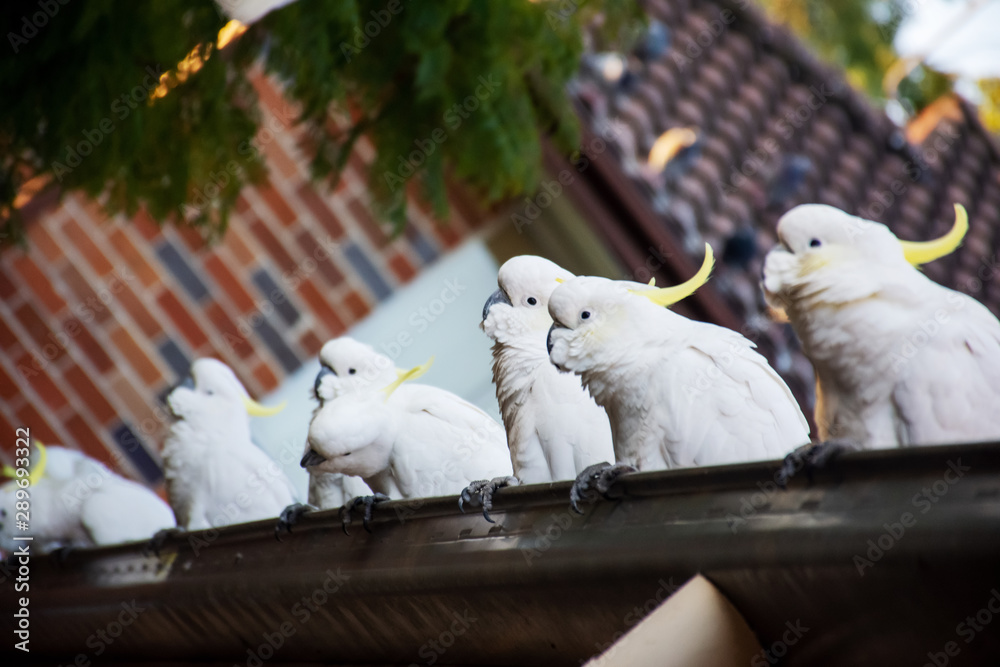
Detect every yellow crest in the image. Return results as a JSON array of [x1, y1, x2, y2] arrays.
[[900, 203, 968, 267], [629, 244, 715, 307]]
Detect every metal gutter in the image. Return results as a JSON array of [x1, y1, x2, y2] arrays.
[[4, 443, 1000, 666]]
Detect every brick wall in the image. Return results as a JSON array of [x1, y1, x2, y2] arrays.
[[0, 71, 485, 485]]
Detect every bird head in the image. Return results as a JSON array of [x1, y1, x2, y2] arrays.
[[304, 395, 395, 479], [314, 337, 396, 403], [167, 358, 285, 428], [763, 203, 967, 315], [547, 247, 714, 374], [482, 255, 575, 345]]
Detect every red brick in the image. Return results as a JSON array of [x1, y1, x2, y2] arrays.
[[27, 223, 64, 263], [343, 290, 370, 320], [64, 217, 113, 276], [0, 266, 17, 299], [347, 197, 390, 248], [294, 230, 344, 287], [12, 255, 66, 314], [111, 374, 169, 438], [433, 222, 462, 249], [235, 195, 251, 215], [256, 180, 298, 227], [389, 251, 416, 283], [64, 414, 113, 466], [221, 224, 256, 267], [299, 329, 324, 356], [0, 316, 19, 350], [261, 136, 300, 179], [109, 229, 159, 288], [116, 283, 161, 337], [252, 361, 279, 393], [175, 225, 208, 252], [248, 215, 298, 273], [16, 352, 68, 411], [250, 72, 297, 122], [109, 327, 162, 385], [15, 403, 62, 445], [297, 279, 345, 336], [64, 365, 117, 425], [14, 302, 66, 362], [297, 184, 345, 239], [69, 320, 114, 373], [132, 209, 163, 241], [0, 364, 18, 401], [61, 264, 112, 323], [156, 289, 209, 348], [205, 255, 256, 312], [205, 301, 254, 359], [0, 411, 15, 457]]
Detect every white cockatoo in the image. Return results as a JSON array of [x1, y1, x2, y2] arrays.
[[763, 203, 1000, 449], [301, 341, 512, 531], [0, 443, 175, 555], [163, 358, 297, 531], [481, 255, 614, 486], [547, 245, 811, 510]]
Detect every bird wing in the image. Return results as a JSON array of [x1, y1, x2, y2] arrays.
[[658, 324, 810, 466], [389, 385, 511, 497], [81, 479, 176, 546], [892, 302, 1000, 445]]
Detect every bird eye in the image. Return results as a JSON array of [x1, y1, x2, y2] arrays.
[[581, 311, 591, 320], [527, 297, 537, 306], [809, 238, 822, 248], [349, 368, 356, 375], [205, 389, 214, 396]]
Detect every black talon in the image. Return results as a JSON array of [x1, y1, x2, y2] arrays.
[[569, 462, 636, 513], [776, 439, 861, 488], [458, 477, 519, 523], [275, 503, 313, 541], [143, 527, 182, 558], [340, 494, 389, 535]]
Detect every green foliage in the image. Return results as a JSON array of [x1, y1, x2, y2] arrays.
[[757, 0, 952, 114], [1, 0, 641, 244]]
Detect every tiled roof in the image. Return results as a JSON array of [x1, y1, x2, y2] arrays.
[[569, 0, 1000, 417]]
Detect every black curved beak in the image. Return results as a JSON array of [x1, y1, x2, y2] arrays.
[[180, 375, 195, 390], [546, 323, 558, 354], [313, 365, 335, 398], [482, 288, 512, 320], [300, 449, 327, 468]]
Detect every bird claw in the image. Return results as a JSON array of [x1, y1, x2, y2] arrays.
[[776, 439, 862, 488], [340, 494, 390, 535], [275, 503, 314, 541], [458, 476, 520, 523], [143, 528, 182, 558], [569, 462, 636, 514]]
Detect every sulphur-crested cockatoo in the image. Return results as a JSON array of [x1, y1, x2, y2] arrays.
[[481, 255, 614, 487], [163, 358, 296, 531], [276, 338, 386, 536], [547, 245, 811, 510], [0, 443, 175, 555], [301, 342, 512, 531], [763, 203, 1000, 450]]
